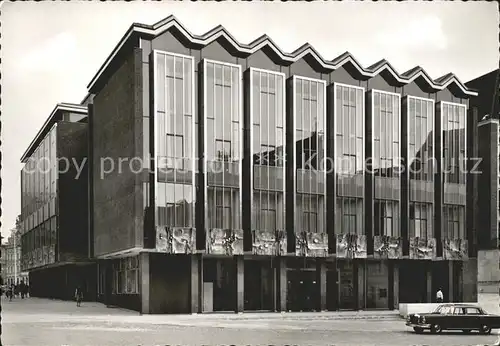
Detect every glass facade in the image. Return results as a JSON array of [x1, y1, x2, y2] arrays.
[[20, 126, 58, 270], [112, 256, 139, 294], [407, 96, 435, 239], [293, 76, 326, 233], [334, 84, 364, 235], [204, 60, 242, 229], [372, 90, 401, 237], [251, 69, 285, 232], [155, 51, 196, 228], [442, 102, 466, 185], [441, 102, 466, 239]]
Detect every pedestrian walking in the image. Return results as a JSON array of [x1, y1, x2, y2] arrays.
[[19, 281, 26, 299], [8, 284, 15, 302], [75, 286, 83, 307], [436, 288, 444, 303]]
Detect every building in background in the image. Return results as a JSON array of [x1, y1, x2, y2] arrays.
[[466, 69, 500, 296], [1, 223, 29, 286], [82, 15, 479, 314], [19, 103, 96, 301]]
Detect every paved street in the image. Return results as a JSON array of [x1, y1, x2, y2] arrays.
[[1, 297, 499, 346]]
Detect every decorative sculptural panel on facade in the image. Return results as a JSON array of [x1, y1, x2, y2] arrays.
[[373, 236, 402, 259], [443, 238, 468, 260], [206, 229, 244, 255], [409, 237, 436, 260], [336, 234, 367, 259]]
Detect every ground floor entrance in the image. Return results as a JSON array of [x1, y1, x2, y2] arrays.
[[95, 254, 473, 314]]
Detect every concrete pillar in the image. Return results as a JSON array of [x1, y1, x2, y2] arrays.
[[426, 264, 432, 303], [276, 257, 287, 312], [393, 262, 399, 310], [235, 256, 244, 313], [140, 252, 150, 314], [316, 259, 327, 311], [448, 261, 454, 302], [198, 254, 204, 313], [190, 255, 200, 314], [357, 261, 365, 310]]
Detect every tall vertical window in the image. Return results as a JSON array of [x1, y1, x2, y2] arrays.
[[251, 69, 285, 232], [374, 200, 400, 237], [441, 102, 466, 185], [443, 205, 465, 239], [294, 76, 326, 233], [441, 101, 466, 238], [372, 90, 401, 178], [371, 90, 401, 237], [154, 51, 195, 228], [407, 96, 434, 238], [204, 60, 242, 230], [334, 83, 364, 235], [409, 202, 433, 239]]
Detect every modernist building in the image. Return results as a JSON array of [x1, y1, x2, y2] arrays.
[[466, 69, 500, 294], [79, 15, 480, 314], [19, 16, 480, 313], [1, 228, 29, 286], [19, 103, 96, 300]]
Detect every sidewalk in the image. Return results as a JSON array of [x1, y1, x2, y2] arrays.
[[1, 297, 401, 323]]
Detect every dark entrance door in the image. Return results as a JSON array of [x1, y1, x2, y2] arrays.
[[287, 270, 317, 312], [399, 260, 427, 303], [338, 260, 356, 310]]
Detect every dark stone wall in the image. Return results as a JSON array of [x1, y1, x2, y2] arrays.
[[466, 70, 499, 118], [57, 122, 89, 261], [28, 264, 97, 301], [92, 48, 144, 257], [148, 254, 191, 314], [478, 121, 498, 249]]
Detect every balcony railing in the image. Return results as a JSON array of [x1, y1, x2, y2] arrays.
[[374, 177, 400, 200], [296, 169, 325, 194], [443, 183, 466, 205], [253, 165, 284, 191], [206, 161, 240, 188], [410, 180, 434, 203], [336, 174, 364, 198]]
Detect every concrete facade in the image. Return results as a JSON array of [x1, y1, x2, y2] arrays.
[[18, 15, 483, 314]]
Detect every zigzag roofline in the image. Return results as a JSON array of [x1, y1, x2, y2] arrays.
[[87, 15, 477, 96]]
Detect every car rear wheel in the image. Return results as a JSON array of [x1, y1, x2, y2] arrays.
[[430, 324, 442, 334], [413, 327, 423, 334], [479, 325, 492, 335]]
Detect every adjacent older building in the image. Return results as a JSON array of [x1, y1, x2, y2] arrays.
[[19, 103, 96, 300], [466, 69, 500, 295], [1, 228, 29, 286], [81, 15, 479, 314]]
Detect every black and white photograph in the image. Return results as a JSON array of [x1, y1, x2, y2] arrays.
[[0, 1, 498, 345]]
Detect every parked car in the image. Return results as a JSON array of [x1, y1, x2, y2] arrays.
[[406, 303, 500, 334]]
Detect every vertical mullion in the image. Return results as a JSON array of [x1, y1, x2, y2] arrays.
[[212, 64, 216, 228], [181, 58, 186, 226], [258, 72, 262, 230], [163, 55, 168, 227], [172, 57, 177, 227]]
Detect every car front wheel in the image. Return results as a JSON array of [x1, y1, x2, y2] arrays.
[[413, 327, 423, 334], [430, 324, 442, 334], [479, 325, 492, 335]]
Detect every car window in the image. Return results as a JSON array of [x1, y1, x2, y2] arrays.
[[454, 307, 465, 315], [440, 306, 451, 314], [465, 307, 481, 315]]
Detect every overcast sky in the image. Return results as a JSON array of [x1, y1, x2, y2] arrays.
[[1, 1, 498, 240]]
